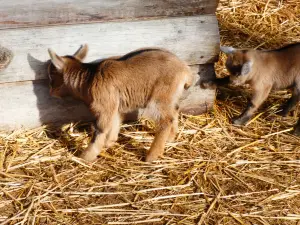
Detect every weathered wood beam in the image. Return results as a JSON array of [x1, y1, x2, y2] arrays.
[[0, 15, 220, 84], [0, 0, 218, 29]]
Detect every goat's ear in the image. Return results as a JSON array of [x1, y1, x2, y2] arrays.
[[74, 44, 88, 61], [48, 49, 65, 71], [241, 61, 253, 76], [220, 46, 236, 54]]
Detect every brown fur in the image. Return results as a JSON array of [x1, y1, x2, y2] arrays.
[[48, 45, 193, 162], [202, 44, 300, 130]]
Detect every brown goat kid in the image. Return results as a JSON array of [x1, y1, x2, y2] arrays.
[[47, 45, 193, 162], [203, 44, 300, 128]]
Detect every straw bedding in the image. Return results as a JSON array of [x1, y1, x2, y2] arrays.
[[1, 1, 300, 224]]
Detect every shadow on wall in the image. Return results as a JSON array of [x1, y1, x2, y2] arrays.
[[27, 54, 94, 131]]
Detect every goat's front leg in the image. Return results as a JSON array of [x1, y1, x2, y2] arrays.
[[80, 126, 107, 162], [233, 85, 272, 125], [80, 109, 118, 162]]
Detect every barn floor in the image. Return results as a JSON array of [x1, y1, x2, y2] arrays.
[[1, 1, 300, 224], [1, 86, 300, 225]]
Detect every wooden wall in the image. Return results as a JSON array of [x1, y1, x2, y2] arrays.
[[0, 0, 219, 130], [0, 0, 218, 29]]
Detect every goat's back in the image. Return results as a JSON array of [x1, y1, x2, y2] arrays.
[[91, 49, 192, 112], [250, 44, 300, 89]]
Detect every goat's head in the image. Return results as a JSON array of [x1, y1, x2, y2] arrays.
[[220, 46, 253, 86], [47, 44, 88, 98]]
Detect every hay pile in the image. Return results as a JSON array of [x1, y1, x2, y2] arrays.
[[217, 0, 300, 49], [216, 0, 300, 77], [1, 1, 300, 225]]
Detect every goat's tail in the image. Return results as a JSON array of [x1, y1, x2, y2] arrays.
[[184, 66, 193, 90]]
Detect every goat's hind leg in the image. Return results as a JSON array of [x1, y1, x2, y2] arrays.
[[278, 85, 300, 117], [168, 105, 179, 142], [105, 112, 121, 148], [145, 102, 175, 162], [145, 114, 173, 162]]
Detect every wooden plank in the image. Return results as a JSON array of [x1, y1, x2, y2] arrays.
[[0, 15, 220, 84], [0, 80, 93, 131], [0, 65, 215, 131], [0, 0, 218, 29]]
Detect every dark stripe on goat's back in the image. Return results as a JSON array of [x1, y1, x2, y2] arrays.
[[266, 43, 300, 52], [65, 55, 76, 60], [117, 49, 164, 61]]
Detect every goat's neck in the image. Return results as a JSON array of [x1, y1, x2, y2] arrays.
[[64, 65, 95, 104]]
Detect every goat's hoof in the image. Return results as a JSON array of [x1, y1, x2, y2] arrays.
[[232, 117, 248, 126], [145, 154, 160, 162], [167, 134, 176, 142], [79, 150, 99, 162], [277, 109, 289, 117], [105, 141, 116, 148]]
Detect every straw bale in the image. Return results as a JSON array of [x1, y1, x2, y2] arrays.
[[1, 1, 300, 224]]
